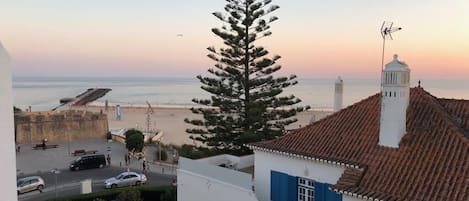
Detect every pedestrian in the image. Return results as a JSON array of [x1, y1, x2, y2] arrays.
[[16, 145, 20, 153], [42, 138, 48, 150], [142, 160, 147, 173], [124, 153, 128, 166], [106, 154, 111, 167]]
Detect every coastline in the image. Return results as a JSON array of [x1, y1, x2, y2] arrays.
[[73, 102, 333, 146]]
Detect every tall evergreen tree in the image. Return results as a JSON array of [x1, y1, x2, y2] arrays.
[[185, 0, 308, 155]]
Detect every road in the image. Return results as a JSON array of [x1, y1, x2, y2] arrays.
[[18, 166, 176, 201]]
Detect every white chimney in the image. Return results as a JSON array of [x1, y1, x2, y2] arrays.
[[333, 76, 343, 112], [379, 54, 410, 148], [0, 41, 18, 200]]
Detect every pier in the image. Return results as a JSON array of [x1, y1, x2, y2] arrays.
[[53, 88, 111, 110]]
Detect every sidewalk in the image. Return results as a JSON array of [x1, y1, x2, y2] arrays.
[[16, 139, 177, 176]]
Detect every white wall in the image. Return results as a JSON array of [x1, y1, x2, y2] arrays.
[[178, 157, 258, 201], [0, 41, 18, 201], [254, 150, 346, 201], [343, 194, 367, 201], [196, 154, 254, 169]]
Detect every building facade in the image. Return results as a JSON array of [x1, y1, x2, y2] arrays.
[[250, 55, 469, 201], [0, 41, 18, 201]]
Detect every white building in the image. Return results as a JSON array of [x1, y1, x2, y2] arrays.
[[0, 41, 18, 200], [177, 156, 257, 201], [249, 54, 469, 201], [179, 55, 469, 201]]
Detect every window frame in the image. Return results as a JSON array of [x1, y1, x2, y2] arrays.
[[297, 177, 314, 201]]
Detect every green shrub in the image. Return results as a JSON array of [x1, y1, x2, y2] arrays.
[[160, 186, 177, 201], [176, 144, 222, 159], [116, 189, 141, 201], [125, 129, 144, 152], [46, 185, 173, 201]]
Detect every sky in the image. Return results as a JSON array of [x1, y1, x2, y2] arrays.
[[0, 0, 468, 79]]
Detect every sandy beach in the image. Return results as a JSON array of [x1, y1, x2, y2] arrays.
[[73, 104, 333, 146]]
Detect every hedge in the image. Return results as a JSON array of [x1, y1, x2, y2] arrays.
[[45, 185, 175, 201]]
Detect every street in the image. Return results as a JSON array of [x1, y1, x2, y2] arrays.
[[18, 166, 176, 201]]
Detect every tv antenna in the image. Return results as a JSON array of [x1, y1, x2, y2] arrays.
[[380, 21, 402, 71], [145, 101, 154, 133]]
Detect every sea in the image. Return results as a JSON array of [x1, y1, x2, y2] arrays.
[[12, 76, 469, 111]]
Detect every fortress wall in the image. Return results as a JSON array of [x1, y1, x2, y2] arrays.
[[15, 110, 108, 144]]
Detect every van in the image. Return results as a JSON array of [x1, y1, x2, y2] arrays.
[[70, 154, 106, 171]]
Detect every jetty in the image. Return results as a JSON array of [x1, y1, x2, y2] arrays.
[[53, 88, 111, 111]]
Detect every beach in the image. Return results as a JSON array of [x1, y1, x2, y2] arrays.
[[73, 104, 333, 146]]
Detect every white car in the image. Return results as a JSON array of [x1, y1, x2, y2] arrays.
[[17, 176, 45, 194], [104, 172, 147, 189]]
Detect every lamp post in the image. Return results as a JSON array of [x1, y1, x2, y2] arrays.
[[67, 108, 71, 156], [51, 168, 61, 198]]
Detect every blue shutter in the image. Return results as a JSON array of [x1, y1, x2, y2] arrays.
[[271, 171, 297, 201], [324, 183, 342, 201], [271, 171, 281, 201], [271, 171, 289, 201], [288, 175, 297, 201], [279, 172, 289, 201], [314, 181, 324, 201]]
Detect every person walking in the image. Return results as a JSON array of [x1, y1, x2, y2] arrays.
[[142, 160, 147, 174], [124, 153, 128, 166], [106, 154, 111, 167]]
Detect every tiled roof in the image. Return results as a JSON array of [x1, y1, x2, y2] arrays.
[[251, 87, 469, 201]]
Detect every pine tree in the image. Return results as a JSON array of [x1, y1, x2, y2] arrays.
[[185, 0, 308, 155]]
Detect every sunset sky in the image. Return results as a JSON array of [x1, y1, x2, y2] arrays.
[[1, 0, 468, 79]]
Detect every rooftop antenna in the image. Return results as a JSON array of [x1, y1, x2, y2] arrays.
[[380, 21, 402, 93], [145, 101, 154, 133], [380, 21, 402, 71]]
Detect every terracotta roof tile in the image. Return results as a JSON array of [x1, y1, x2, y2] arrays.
[[251, 87, 469, 201]]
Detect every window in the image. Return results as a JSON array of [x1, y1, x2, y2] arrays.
[[298, 177, 314, 201]]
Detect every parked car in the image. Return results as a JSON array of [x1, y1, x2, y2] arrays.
[[70, 154, 106, 171], [104, 172, 147, 189], [17, 176, 45, 194]]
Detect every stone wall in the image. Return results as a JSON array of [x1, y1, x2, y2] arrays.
[[15, 110, 108, 144]]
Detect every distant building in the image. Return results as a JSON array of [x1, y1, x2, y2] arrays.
[[249, 55, 469, 201]]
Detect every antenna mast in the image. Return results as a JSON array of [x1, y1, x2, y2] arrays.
[[380, 21, 402, 88]]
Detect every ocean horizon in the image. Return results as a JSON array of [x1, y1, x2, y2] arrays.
[[13, 76, 469, 111]]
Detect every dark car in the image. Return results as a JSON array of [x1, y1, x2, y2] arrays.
[[70, 154, 106, 171]]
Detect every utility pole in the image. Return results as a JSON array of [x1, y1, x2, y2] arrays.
[[51, 168, 60, 198]]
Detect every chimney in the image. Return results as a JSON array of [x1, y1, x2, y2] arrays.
[[333, 76, 343, 112], [0, 41, 18, 200], [379, 54, 410, 148]]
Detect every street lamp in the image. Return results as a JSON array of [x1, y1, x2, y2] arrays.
[[51, 168, 61, 198]]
